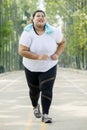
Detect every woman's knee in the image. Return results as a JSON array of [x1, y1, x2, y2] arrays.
[[42, 89, 52, 100]]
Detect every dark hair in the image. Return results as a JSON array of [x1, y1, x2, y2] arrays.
[[32, 10, 45, 18]]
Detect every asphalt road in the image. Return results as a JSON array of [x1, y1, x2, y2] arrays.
[[0, 67, 87, 130]]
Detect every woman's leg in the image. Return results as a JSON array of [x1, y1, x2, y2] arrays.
[[24, 67, 40, 107], [39, 65, 57, 114]]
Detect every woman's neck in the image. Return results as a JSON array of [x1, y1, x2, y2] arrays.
[[33, 23, 45, 30], [34, 26, 45, 31], [33, 24, 45, 35]]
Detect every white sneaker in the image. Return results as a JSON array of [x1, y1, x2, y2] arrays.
[[42, 114, 52, 123], [33, 104, 41, 118]]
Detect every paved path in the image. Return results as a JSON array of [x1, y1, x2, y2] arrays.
[[0, 68, 87, 130]]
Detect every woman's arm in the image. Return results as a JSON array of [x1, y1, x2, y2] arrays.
[[51, 38, 66, 60], [18, 44, 49, 60]]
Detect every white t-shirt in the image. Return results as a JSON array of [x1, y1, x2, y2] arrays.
[[19, 26, 63, 72]]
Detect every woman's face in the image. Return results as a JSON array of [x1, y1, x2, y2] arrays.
[[33, 12, 46, 27]]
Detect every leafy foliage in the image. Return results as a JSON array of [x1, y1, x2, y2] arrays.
[[44, 0, 87, 69], [0, 20, 13, 42]]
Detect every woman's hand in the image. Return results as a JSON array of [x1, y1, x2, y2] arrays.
[[51, 54, 59, 60], [38, 54, 49, 60], [38, 54, 59, 60]]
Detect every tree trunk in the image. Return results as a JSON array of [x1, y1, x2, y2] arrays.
[[76, 55, 81, 69], [82, 47, 85, 69], [85, 50, 87, 70]]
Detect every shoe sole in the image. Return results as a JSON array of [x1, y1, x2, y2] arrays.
[[42, 120, 52, 123], [42, 119, 52, 123]]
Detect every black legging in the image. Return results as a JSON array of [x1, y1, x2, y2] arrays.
[[24, 65, 57, 114]]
